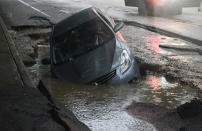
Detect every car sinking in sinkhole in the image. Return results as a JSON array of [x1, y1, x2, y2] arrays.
[[50, 7, 140, 85]]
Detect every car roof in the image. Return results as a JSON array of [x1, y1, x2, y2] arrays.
[[53, 7, 99, 38]]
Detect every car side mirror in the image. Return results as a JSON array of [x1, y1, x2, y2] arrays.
[[113, 22, 124, 33]]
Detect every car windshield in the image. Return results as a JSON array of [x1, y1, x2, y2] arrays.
[[52, 16, 114, 65]]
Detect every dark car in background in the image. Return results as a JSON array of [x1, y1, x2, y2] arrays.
[[50, 7, 140, 85], [125, 0, 202, 16], [125, 0, 182, 16]]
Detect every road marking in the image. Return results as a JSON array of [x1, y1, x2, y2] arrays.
[[16, 0, 51, 17]]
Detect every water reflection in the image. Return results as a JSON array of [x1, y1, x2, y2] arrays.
[[137, 75, 195, 108], [147, 76, 178, 90], [146, 36, 162, 53]]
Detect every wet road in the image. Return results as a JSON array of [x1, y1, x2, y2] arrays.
[[1, 0, 202, 130]]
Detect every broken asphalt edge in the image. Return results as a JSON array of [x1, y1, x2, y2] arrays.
[[0, 16, 35, 88], [116, 19, 202, 46]]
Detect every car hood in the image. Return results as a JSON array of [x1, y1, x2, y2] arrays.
[[52, 40, 121, 84]]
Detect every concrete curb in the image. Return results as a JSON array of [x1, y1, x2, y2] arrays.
[[0, 16, 35, 88], [116, 19, 202, 46]]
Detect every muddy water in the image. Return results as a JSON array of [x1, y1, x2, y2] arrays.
[[27, 45, 199, 131]]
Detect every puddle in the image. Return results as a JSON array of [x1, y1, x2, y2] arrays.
[[146, 36, 163, 53], [43, 79, 157, 131], [133, 75, 197, 108]]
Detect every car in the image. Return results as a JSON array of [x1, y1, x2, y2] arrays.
[[125, 0, 182, 16], [50, 7, 140, 85], [125, 0, 202, 16]]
